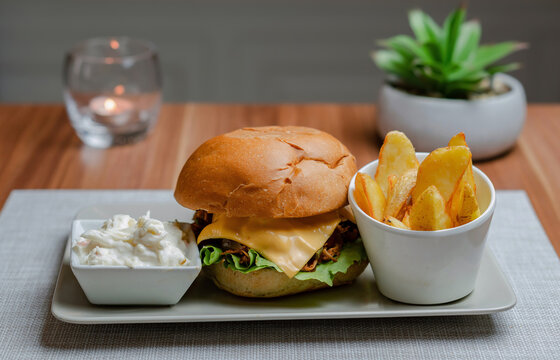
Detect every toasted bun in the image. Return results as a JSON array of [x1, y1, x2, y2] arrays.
[[174, 126, 357, 218], [203, 259, 369, 298]]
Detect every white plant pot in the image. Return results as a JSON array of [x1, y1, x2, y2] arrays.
[[377, 73, 527, 160]]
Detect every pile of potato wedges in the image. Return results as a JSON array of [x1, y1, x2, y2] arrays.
[[354, 131, 481, 231]]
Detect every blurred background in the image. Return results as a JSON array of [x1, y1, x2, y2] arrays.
[[1, 0, 558, 103]]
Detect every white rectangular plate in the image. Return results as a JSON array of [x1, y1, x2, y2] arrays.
[[51, 202, 516, 324]]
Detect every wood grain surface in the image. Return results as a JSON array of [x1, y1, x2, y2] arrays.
[[0, 104, 558, 256]]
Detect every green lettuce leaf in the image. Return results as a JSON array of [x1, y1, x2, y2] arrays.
[[200, 245, 222, 265], [293, 240, 366, 285], [199, 239, 367, 286]]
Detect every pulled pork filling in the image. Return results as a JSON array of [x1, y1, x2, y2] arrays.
[[192, 209, 359, 272], [191, 209, 213, 237]]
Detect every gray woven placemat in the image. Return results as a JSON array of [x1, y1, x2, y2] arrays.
[[0, 190, 558, 359]]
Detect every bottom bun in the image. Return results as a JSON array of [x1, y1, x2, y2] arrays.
[[203, 259, 369, 298]]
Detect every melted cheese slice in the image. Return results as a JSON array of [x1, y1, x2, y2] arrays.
[[197, 211, 341, 278]]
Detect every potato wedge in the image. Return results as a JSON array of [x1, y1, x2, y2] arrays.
[[375, 131, 419, 198], [384, 169, 417, 220], [457, 182, 481, 225], [412, 146, 471, 204], [448, 133, 476, 193], [448, 132, 467, 147], [450, 182, 481, 226], [354, 175, 372, 217], [384, 216, 410, 230], [449, 180, 464, 226], [387, 174, 397, 196], [449, 167, 477, 226], [354, 172, 386, 221], [409, 185, 452, 231], [462, 164, 476, 193], [402, 211, 411, 228]]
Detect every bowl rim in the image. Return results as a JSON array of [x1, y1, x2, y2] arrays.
[[70, 219, 202, 271], [348, 152, 496, 237]]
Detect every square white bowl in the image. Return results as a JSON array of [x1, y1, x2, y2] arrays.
[[348, 152, 496, 305], [70, 219, 202, 305]]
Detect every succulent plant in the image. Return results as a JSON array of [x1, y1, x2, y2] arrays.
[[372, 5, 527, 99]]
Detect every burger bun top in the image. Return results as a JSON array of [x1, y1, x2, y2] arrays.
[[174, 126, 357, 218]]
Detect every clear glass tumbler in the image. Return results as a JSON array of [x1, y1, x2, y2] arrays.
[[63, 37, 162, 148]]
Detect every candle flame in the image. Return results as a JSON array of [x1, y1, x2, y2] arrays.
[[110, 40, 120, 50], [104, 98, 117, 111]]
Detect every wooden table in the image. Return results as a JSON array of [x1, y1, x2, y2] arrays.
[[1, 104, 558, 256]]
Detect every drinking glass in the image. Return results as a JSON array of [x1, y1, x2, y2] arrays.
[[63, 37, 162, 148]]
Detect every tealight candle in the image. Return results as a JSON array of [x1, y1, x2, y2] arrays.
[[64, 37, 162, 148], [89, 96, 134, 126]]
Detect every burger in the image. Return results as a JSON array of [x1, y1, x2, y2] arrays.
[[174, 126, 368, 297]]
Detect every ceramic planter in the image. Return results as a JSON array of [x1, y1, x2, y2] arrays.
[[377, 73, 527, 160]]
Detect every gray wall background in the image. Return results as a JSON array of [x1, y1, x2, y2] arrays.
[[1, 0, 558, 103]]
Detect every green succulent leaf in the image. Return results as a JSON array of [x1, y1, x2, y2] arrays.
[[446, 66, 484, 82], [459, 70, 488, 82], [371, 50, 416, 83], [409, 9, 431, 44], [422, 12, 443, 44], [381, 35, 436, 65], [379, 35, 416, 60], [453, 20, 481, 63], [486, 62, 521, 75], [409, 9, 442, 43], [472, 42, 525, 70], [442, 6, 466, 65], [423, 41, 443, 63]]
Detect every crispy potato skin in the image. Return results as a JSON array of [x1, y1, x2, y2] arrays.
[[384, 169, 417, 220], [410, 185, 452, 231], [384, 216, 409, 229], [452, 182, 481, 226], [375, 131, 418, 198], [412, 146, 471, 204], [355, 173, 385, 221]]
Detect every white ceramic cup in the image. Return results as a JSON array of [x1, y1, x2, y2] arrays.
[[348, 153, 496, 305]]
